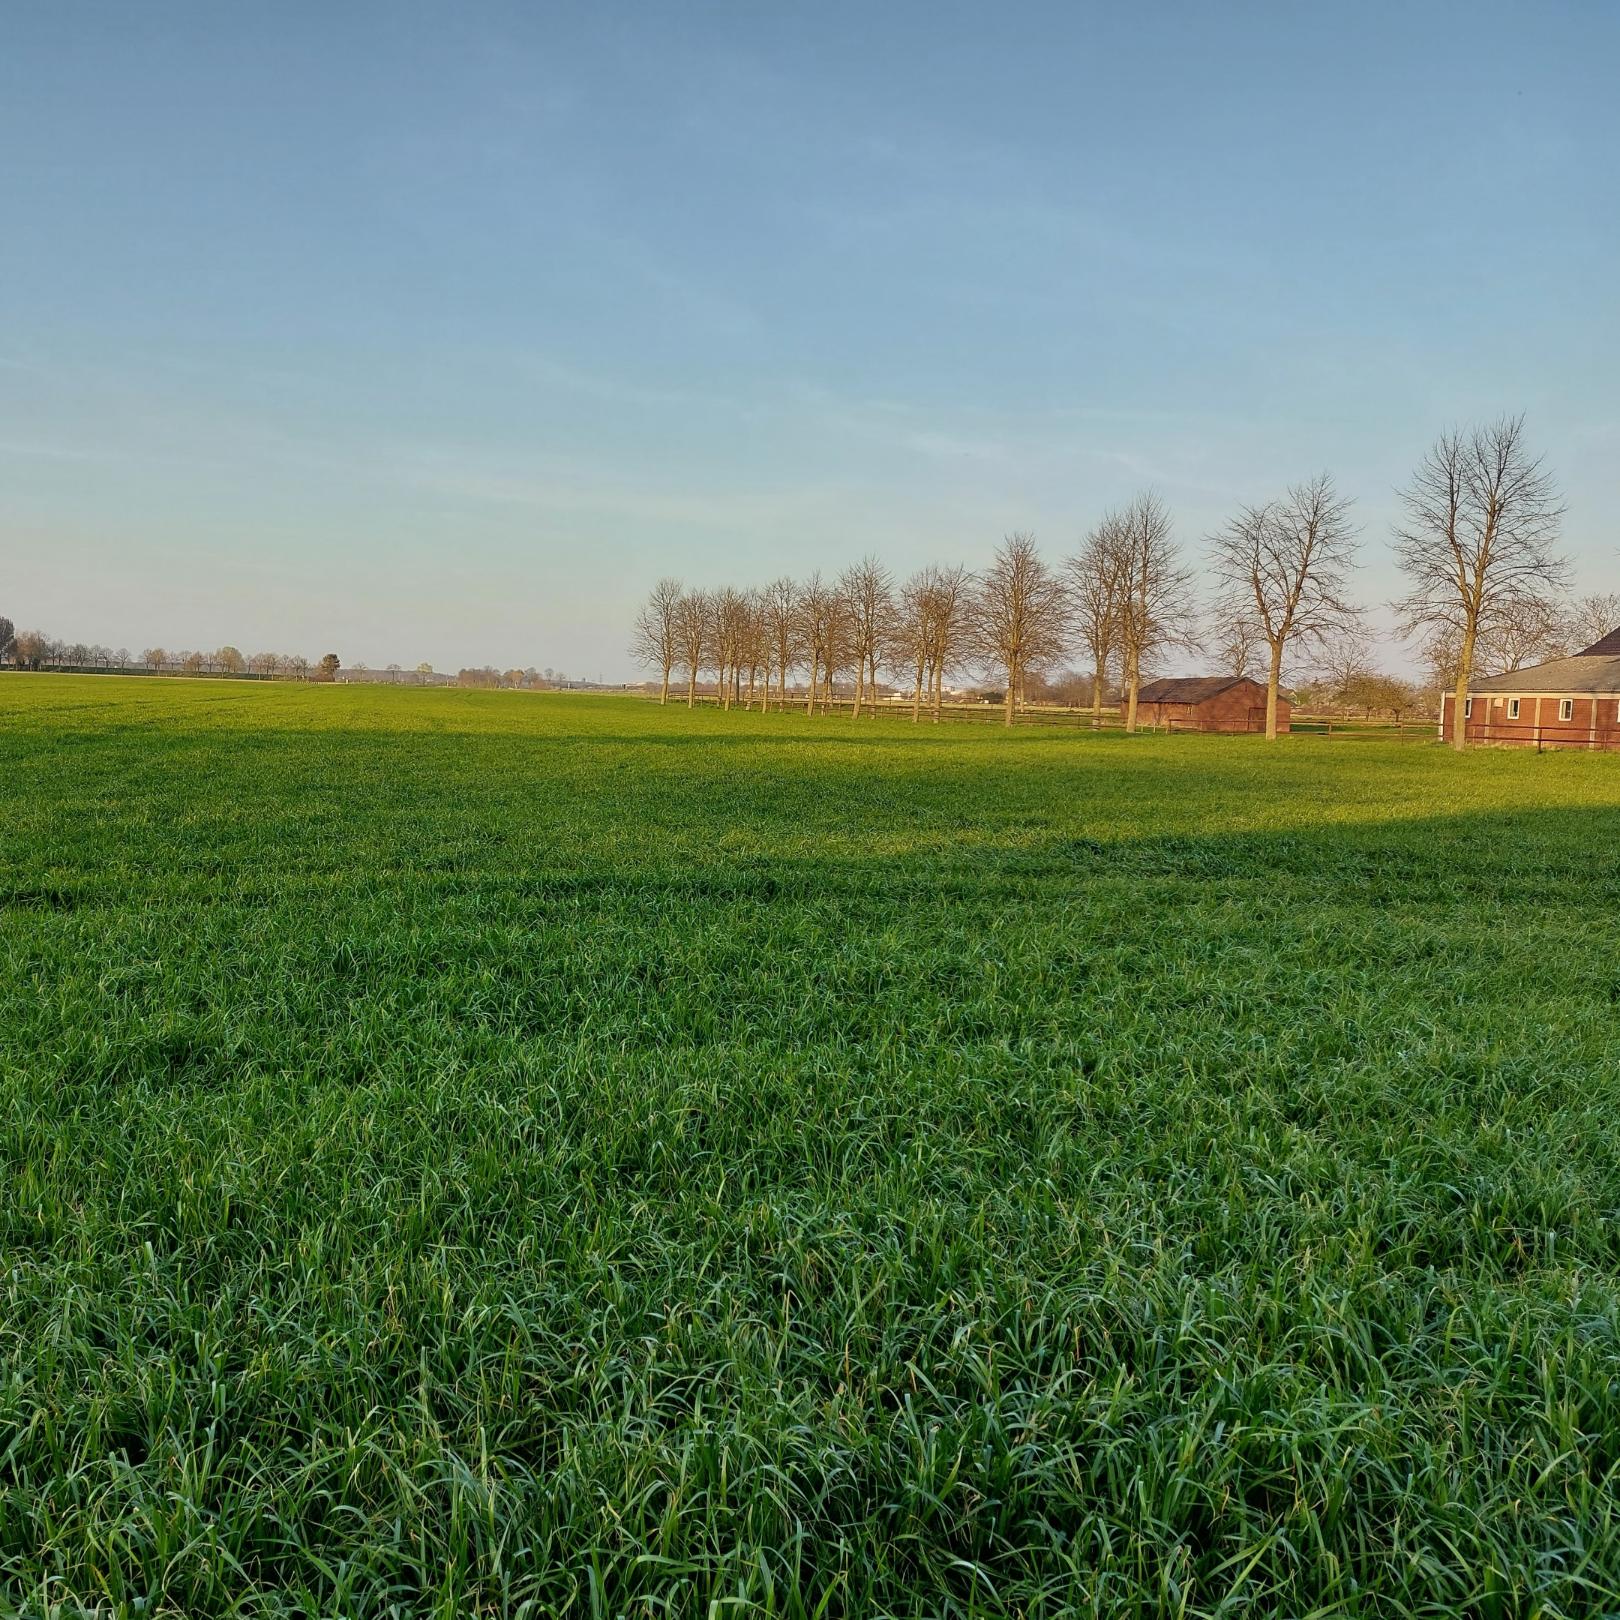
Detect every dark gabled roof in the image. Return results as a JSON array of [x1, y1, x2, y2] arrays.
[[1578, 626, 1620, 657], [1470, 651, 1620, 694], [1137, 675, 1257, 704]]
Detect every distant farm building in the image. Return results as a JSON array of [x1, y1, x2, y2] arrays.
[[333, 667, 454, 687], [1137, 676, 1286, 733], [1443, 627, 1620, 749]]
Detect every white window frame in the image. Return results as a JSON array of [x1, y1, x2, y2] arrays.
[[1463, 697, 1473, 719], [1507, 698, 1521, 720], [1559, 698, 1574, 722]]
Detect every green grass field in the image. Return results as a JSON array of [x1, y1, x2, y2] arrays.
[[3, 677, 1619, 1618]]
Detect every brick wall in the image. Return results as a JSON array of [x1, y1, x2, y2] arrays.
[[1441, 692, 1620, 749], [1141, 680, 1289, 733]]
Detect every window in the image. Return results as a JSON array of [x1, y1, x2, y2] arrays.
[[1560, 698, 1575, 722], [1507, 699, 1521, 720], [1463, 697, 1473, 719]]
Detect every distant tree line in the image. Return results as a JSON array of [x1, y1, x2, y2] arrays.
[[0, 633, 591, 693], [634, 416, 1603, 746], [451, 665, 588, 690], [0, 629, 346, 682]]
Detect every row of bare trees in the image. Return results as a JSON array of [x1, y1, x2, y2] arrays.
[[633, 416, 1599, 747], [635, 498, 1218, 731]]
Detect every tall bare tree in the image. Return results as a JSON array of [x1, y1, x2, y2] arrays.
[[840, 557, 895, 718], [631, 577, 683, 704], [1210, 474, 1361, 740], [675, 589, 709, 709], [1394, 416, 1567, 751], [1067, 520, 1129, 727], [1114, 493, 1193, 731], [974, 534, 1069, 727], [796, 574, 833, 716], [710, 588, 755, 711], [759, 577, 799, 712], [821, 584, 856, 711], [743, 591, 771, 710], [892, 568, 932, 723], [923, 563, 974, 721]]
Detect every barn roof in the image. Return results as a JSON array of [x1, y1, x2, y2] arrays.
[[1137, 675, 1257, 703], [1470, 649, 1620, 694], [1577, 626, 1620, 657]]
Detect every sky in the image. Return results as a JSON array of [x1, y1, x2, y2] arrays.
[[4, 1, 1618, 678]]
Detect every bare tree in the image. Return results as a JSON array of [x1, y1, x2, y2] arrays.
[[1563, 591, 1620, 654], [742, 590, 770, 710], [759, 577, 799, 713], [974, 534, 1069, 727], [1115, 493, 1194, 731], [890, 564, 974, 722], [924, 564, 974, 721], [1314, 626, 1374, 715], [1477, 595, 1562, 673], [892, 567, 937, 723], [822, 584, 856, 711], [1067, 520, 1129, 727], [796, 574, 833, 716], [711, 588, 756, 710], [1210, 474, 1361, 740], [1212, 611, 1263, 681], [0, 617, 14, 666], [674, 590, 709, 709], [839, 557, 895, 718], [1394, 416, 1567, 751], [631, 577, 683, 704]]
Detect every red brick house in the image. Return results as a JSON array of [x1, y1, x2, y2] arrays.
[[1442, 627, 1620, 749], [1137, 676, 1287, 733]]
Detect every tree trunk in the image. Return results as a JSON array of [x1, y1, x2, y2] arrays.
[[1124, 651, 1140, 732], [1265, 639, 1284, 741], [1004, 657, 1016, 727], [1452, 623, 1477, 752], [853, 659, 864, 720], [687, 668, 697, 709], [659, 665, 670, 705], [1092, 663, 1105, 729], [912, 658, 923, 723]]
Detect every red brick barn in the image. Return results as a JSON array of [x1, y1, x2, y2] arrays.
[[1136, 676, 1287, 733], [1441, 627, 1620, 750]]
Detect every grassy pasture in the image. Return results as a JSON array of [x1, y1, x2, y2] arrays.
[[2, 675, 1619, 1618]]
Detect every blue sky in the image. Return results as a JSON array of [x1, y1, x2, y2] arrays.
[[5, 1, 1617, 677]]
